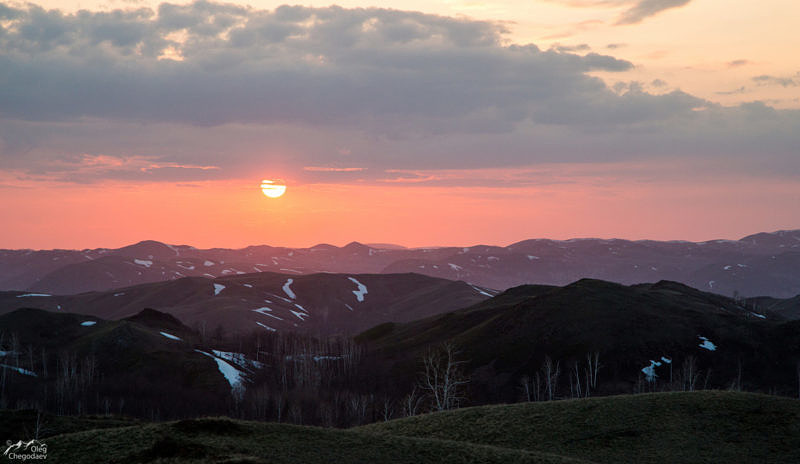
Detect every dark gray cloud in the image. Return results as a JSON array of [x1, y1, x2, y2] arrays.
[[0, 1, 798, 185], [616, 0, 692, 25], [0, 1, 655, 132]]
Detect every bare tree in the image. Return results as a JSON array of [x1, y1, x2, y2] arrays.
[[520, 375, 533, 402], [419, 342, 469, 412], [402, 386, 424, 417], [380, 397, 395, 422], [586, 352, 600, 393], [681, 356, 699, 392], [541, 356, 560, 401]]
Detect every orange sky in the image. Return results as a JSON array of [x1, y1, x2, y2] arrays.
[[0, 1, 798, 249], [3, 170, 799, 249]]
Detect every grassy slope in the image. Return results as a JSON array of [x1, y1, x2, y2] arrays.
[[0, 409, 136, 440], [38, 418, 587, 464], [360, 391, 800, 464], [6, 391, 798, 463], [357, 280, 800, 398]]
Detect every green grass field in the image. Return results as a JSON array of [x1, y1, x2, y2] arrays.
[[361, 391, 800, 464], [3, 391, 798, 464]]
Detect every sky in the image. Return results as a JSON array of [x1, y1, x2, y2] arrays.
[[0, 0, 798, 249]]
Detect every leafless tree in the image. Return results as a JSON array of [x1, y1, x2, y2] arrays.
[[380, 397, 395, 422], [570, 362, 582, 398], [419, 341, 469, 412], [586, 352, 600, 393], [681, 356, 699, 391], [520, 375, 533, 402], [402, 386, 424, 417], [541, 356, 560, 401]]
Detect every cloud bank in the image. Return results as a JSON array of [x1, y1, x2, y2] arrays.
[[0, 1, 797, 184]]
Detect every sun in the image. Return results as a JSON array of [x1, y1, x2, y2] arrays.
[[261, 179, 286, 198]]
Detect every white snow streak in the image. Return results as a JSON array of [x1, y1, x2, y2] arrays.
[[348, 277, 368, 302], [134, 259, 153, 268], [282, 279, 296, 299], [16, 293, 51, 298], [1, 364, 37, 377], [256, 322, 277, 332], [81, 321, 97, 327], [642, 360, 662, 382], [213, 283, 226, 296], [195, 350, 244, 389], [469, 284, 492, 297], [698, 336, 717, 351], [160, 331, 181, 341], [253, 307, 283, 321]]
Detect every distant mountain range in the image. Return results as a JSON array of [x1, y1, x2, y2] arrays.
[[0, 272, 494, 336], [2, 229, 799, 297]]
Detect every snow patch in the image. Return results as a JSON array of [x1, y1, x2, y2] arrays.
[[243, 283, 253, 288], [527, 255, 540, 260], [660, 356, 672, 364], [290, 310, 309, 321], [160, 331, 181, 341], [448, 263, 463, 271], [698, 336, 716, 351], [80, 321, 96, 327], [282, 279, 296, 299], [16, 293, 51, 298], [213, 283, 226, 296], [1, 364, 37, 377], [469, 284, 493, 297], [642, 360, 662, 382], [204, 260, 215, 267], [113, 292, 125, 297], [750, 312, 766, 319], [256, 322, 277, 332], [344, 303, 354, 311], [134, 259, 153, 268], [213, 350, 264, 370], [348, 277, 368, 302], [195, 350, 244, 389]]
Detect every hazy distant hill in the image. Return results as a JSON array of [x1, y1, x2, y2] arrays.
[[2, 230, 800, 297], [358, 278, 800, 402], [0, 272, 495, 336]]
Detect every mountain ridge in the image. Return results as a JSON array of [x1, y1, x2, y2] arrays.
[[1, 229, 799, 297]]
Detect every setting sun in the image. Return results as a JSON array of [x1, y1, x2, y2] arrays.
[[261, 179, 287, 198]]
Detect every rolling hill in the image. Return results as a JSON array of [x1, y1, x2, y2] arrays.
[[360, 391, 800, 464], [2, 391, 797, 464], [358, 279, 800, 402], [0, 308, 247, 418], [0, 272, 495, 336]]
